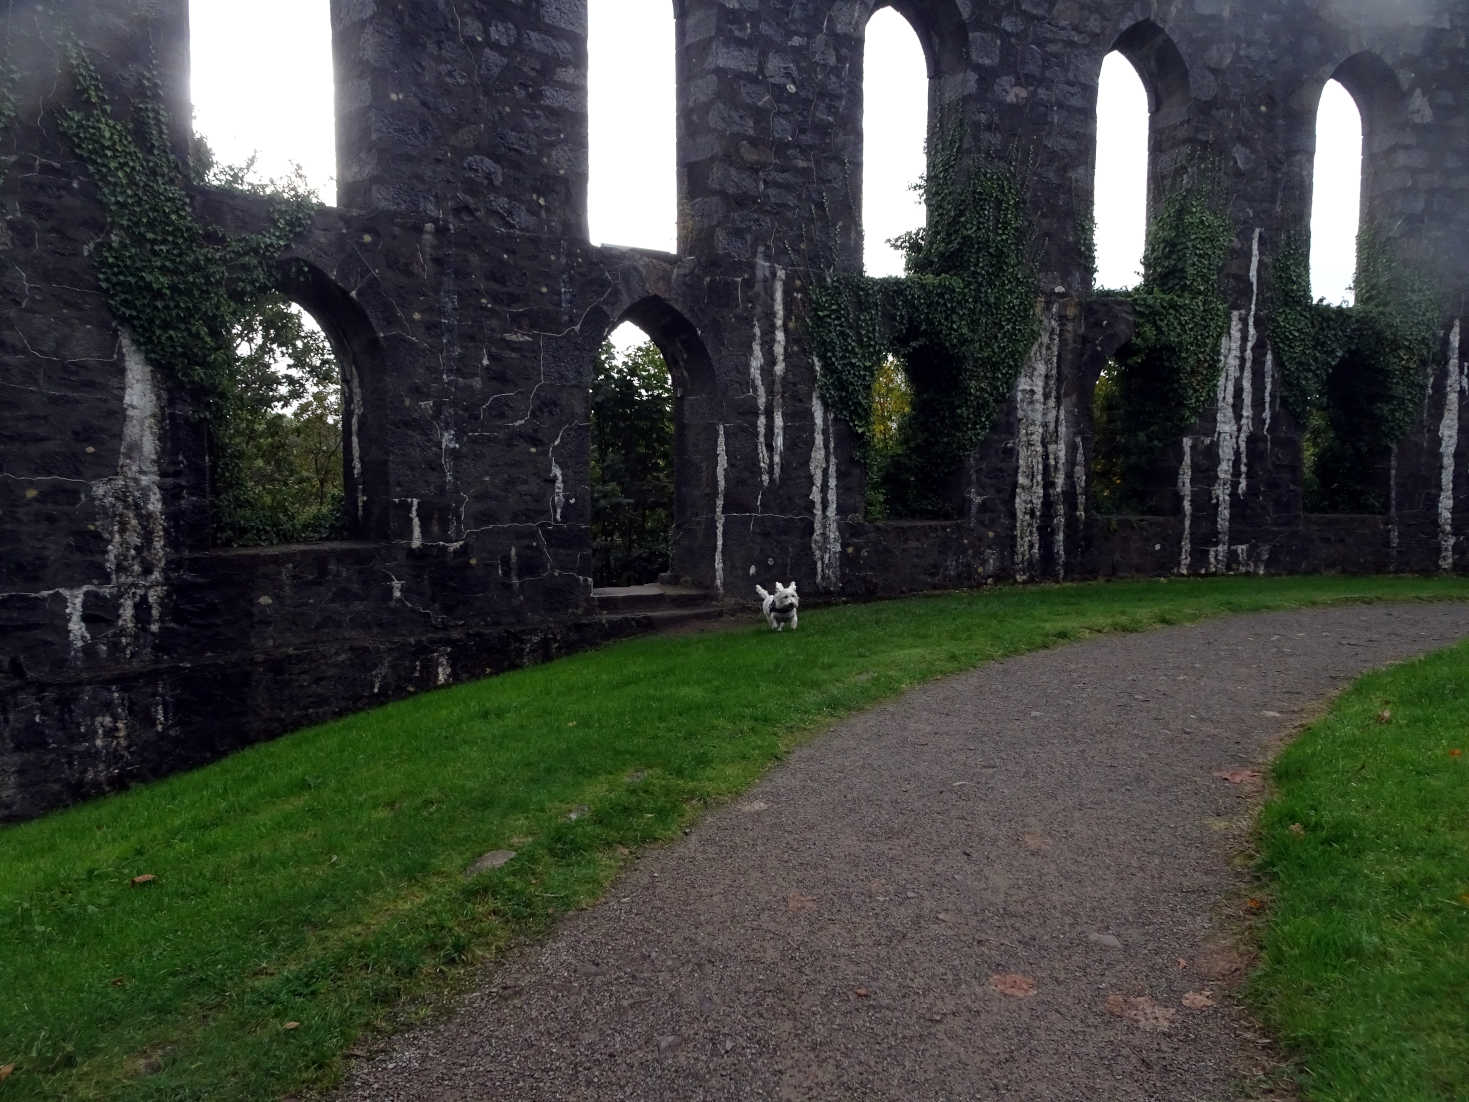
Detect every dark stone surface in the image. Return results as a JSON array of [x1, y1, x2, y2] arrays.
[[2, 0, 1466, 820]]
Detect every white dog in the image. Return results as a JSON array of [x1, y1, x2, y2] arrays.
[[754, 581, 799, 631]]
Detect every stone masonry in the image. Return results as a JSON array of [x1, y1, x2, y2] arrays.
[[2, 0, 1465, 819]]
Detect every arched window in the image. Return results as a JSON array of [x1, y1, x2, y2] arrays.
[[211, 293, 348, 546], [1093, 52, 1149, 289], [1310, 79, 1363, 305], [862, 7, 928, 276], [591, 321, 674, 585], [188, 0, 336, 203], [588, 1, 676, 251]]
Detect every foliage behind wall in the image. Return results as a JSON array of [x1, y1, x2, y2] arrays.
[[808, 135, 1039, 519], [590, 340, 673, 585], [60, 49, 334, 545]]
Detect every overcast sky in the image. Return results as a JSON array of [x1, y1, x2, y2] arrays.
[[189, 0, 1361, 333]]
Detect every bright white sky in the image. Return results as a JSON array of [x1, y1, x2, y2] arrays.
[[189, 1, 1361, 329]]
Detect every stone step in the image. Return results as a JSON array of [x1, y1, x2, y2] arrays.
[[590, 583, 716, 614], [599, 605, 735, 635]]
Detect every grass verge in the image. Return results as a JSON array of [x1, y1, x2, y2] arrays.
[[2, 575, 1467, 1100], [1249, 637, 1469, 1101]]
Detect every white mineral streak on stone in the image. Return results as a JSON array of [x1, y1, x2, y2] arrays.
[[549, 458, 565, 522], [344, 355, 367, 524], [90, 333, 168, 656], [1209, 312, 1244, 573], [1238, 230, 1260, 496], [715, 423, 728, 596], [409, 498, 423, 549], [435, 651, 451, 686], [440, 425, 459, 491], [63, 588, 91, 658], [748, 312, 769, 488], [1178, 437, 1193, 575], [1013, 302, 1062, 581], [809, 358, 840, 588], [1437, 319, 1463, 571], [1262, 348, 1275, 437], [548, 424, 568, 522], [772, 265, 787, 483]]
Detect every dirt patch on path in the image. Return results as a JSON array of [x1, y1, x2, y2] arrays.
[[335, 603, 1469, 1101]]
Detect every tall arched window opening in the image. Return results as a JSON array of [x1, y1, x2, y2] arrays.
[[1310, 79, 1363, 306], [1093, 52, 1149, 289], [592, 322, 675, 585], [863, 7, 928, 276], [211, 295, 347, 546], [188, 0, 336, 203], [1086, 23, 1194, 517], [588, 1, 676, 251]]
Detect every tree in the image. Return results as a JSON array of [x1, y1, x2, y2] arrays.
[[210, 294, 347, 546], [865, 355, 912, 519], [590, 339, 673, 584]]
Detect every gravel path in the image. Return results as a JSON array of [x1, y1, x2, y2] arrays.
[[336, 603, 1469, 1101]]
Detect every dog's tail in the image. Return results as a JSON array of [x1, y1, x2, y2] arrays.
[[754, 585, 771, 601]]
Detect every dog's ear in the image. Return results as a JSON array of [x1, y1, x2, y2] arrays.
[[787, 581, 797, 592]]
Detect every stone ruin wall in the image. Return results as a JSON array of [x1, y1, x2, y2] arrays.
[[2, 0, 1466, 820]]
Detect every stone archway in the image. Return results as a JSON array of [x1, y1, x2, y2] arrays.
[[597, 295, 719, 588]]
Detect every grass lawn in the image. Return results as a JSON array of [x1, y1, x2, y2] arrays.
[[3, 575, 1468, 1101], [1250, 637, 1469, 1102]]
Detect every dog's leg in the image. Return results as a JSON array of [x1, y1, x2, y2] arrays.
[[791, 610, 798, 631]]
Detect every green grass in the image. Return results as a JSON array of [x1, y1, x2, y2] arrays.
[[1250, 637, 1469, 1102], [3, 575, 1467, 1101]]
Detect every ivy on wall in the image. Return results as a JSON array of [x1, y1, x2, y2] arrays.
[[1098, 174, 1233, 507], [807, 134, 1038, 518], [60, 50, 315, 406], [59, 48, 322, 542], [1272, 227, 1441, 512]]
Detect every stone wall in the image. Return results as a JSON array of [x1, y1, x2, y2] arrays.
[[2, 0, 1465, 820]]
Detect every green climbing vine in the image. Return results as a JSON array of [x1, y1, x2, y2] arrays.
[[807, 132, 1039, 518], [1272, 226, 1441, 512], [1097, 173, 1233, 508], [59, 47, 326, 543], [59, 48, 315, 405]]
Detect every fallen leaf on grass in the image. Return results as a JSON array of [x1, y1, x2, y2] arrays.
[[109, 976, 127, 987], [1182, 990, 1216, 1009], [989, 973, 1036, 998], [1376, 708, 1392, 724], [1245, 897, 1266, 912], [1450, 749, 1462, 759], [283, 1022, 301, 1031], [1105, 994, 1176, 1032], [1288, 822, 1306, 837], [1213, 769, 1261, 785], [130, 874, 156, 886], [786, 892, 817, 913], [0, 1064, 13, 1082]]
